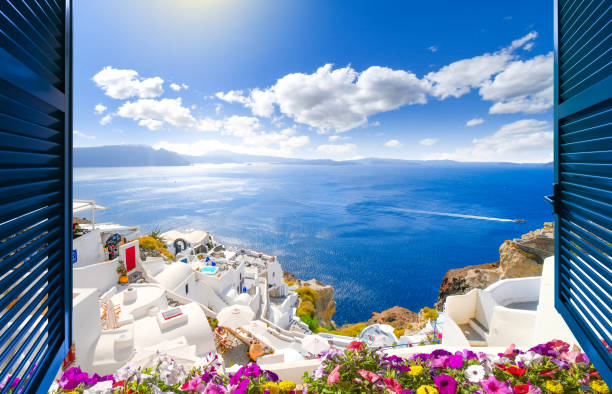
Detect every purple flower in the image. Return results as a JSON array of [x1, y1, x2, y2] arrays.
[[431, 355, 449, 368], [551, 358, 570, 369], [59, 367, 90, 390], [431, 349, 452, 358], [461, 349, 478, 360], [265, 370, 279, 382], [434, 374, 458, 394], [228, 368, 243, 386], [448, 355, 463, 369], [528, 343, 558, 357], [410, 353, 432, 362], [244, 363, 261, 378]]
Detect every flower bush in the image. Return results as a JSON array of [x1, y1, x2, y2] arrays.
[[49, 340, 609, 393], [303, 340, 609, 393]]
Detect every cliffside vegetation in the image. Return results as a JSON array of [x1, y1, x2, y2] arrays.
[[138, 235, 175, 261]]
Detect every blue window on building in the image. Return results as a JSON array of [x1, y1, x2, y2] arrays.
[[553, 0, 612, 381], [0, 0, 73, 391]]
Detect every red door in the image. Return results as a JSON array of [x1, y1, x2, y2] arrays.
[[126, 246, 136, 272]]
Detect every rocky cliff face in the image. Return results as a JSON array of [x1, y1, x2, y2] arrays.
[[368, 306, 420, 330], [284, 272, 337, 328], [435, 222, 554, 310]]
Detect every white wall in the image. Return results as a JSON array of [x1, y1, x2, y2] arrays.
[[487, 307, 536, 347], [441, 316, 470, 347], [444, 290, 477, 325], [73, 230, 105, 268], [72, 288, 101, 369], [74, 259, 118, 293], [267, 260, 283, 288]]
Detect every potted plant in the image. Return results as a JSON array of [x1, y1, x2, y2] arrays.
[[117, 260, 128, 284]]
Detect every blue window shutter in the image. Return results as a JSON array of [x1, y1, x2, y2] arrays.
[[554, 0, 612, 381], [0, 0, 72, 392]]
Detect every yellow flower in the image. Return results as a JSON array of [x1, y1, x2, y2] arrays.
[[279, 380, 297, 391], [409, 365, 424, 376], [416, 385, 439, 394], [266, 381, 280, 394], [546, 380, 564, 393], [592, 380, 610, 394]]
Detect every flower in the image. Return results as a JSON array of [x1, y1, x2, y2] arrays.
[[278, 380, 296, 391], [434, 374, 457, 394], [538, 368, 557, 377], [515, 351, 543, 367], [464, 364, 486, 383], [505, 365, 526, 377], [327, 364, 341, 385], [431, 356, 449, 368], [265, 370, 279, 382], [448, 355, 463, 369], [592, 380, 610, 394], [409, 365, 424, 376], [357, 369, 381, 383], [347, 341, 364, 350], [265, 381, 280, 394], [182, 377, 206, 392], [416, 385, 439, 394], [513, 384, 529, 393], [545, 380, 564, 393], [481, 376, 512, 393], [383, 377, 404, 394], [527, 386, 542, 394]]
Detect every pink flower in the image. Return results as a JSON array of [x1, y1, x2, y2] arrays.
[[481, 376, 512, 394], [502, 344, 516, 358], [181, 377, 206, 392], [431, 355, 449, 368], [357, 369, 380, 384], [448, 355, 463, 369], [382, 377, 404, 393], [559, 349, 587, 364], [434, 374, 458, 394], [327, 365, 341, 385]]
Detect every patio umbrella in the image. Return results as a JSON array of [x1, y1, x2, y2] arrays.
[[216, 305, 255, 330], [301, 334, 330, 355]]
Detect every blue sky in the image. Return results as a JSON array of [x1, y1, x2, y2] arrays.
[[74, 0, 554, 162]]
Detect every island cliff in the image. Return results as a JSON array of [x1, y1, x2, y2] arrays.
[[287, 222, 555, 336]]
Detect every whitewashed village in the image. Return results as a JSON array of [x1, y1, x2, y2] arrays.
[[63, 199, 580, 386]]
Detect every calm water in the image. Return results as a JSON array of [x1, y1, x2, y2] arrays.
[[74, 163, 552, 324]]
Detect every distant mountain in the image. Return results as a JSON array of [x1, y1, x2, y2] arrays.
[[74, 145, 191, 167], [73, 145, 554, 168]]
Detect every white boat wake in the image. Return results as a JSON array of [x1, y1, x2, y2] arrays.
[[388, 208, 520, 223]]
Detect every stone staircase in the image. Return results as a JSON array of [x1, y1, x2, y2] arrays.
[[459, 318, 488, 347]]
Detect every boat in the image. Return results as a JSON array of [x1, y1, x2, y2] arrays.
[[513, 219, 526, 223]]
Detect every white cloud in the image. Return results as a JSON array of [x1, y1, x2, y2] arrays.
[[328, 135, 349, 142], [424, 119, 552, 162], [73, 130, 96, 139], [428, 46, 439, 52], [181, 84, 189, 90], [94, 103, 107, 114], [215, 90, 249, 104], [419, 138, 439, 146], [222, 115, 260, 137], [170, 83, 181, 91], [154, 129, 310, 158], [196, 117, 223, 132], [117, 98, 196, 130], [99, 114, 112, 126], [480, 52, 553, 114], [316, 143, 357, 156], [425, 32, 537, 99], [247, 88, 276, 117], [385, 139, 402, 148], [138, 119, 163, 130], [215, 103, 223, 114], [215, 64, 429, 133], [523, 42, 534, 51], [466, 118, 484, 127], [92, 66, 164, 99]]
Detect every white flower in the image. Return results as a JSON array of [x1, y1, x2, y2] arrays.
[[154, 354, 187, 386], [515, 351, 543, 367], [114, 361, 139, 381], [84, 380, 113, 394], [464, 364, 486, 383]]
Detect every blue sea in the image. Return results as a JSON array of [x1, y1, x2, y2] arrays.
[[74, 162, 553, 325]]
